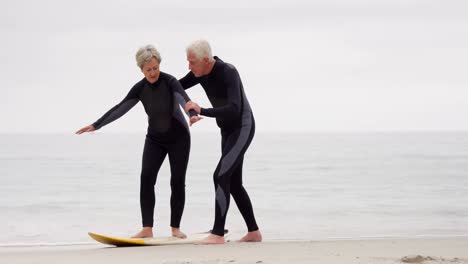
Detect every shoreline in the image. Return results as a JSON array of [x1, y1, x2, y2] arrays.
[[1, 237, 467, 264], [2, 234, 468, 248]]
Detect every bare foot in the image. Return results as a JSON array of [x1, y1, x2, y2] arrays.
[[195, 234, 225, 245], [131, 227, 153, 238], [238, 230, 262, 242], [171, 227, 187, 239]]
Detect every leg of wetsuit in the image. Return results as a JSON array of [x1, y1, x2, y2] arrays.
[[167, 132, 190, 228], [211, 116, 257, 236], [230, 157, 259, 232], [140, 135, 168, 227]]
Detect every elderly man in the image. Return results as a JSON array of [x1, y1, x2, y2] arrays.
[[180, 39, 262, 244], [76, 45, 201, 239]]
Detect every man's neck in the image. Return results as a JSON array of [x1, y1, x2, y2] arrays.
[[205, 59, 216, 75]]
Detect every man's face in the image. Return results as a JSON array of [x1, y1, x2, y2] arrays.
[[187, 52, 206, 77], [142, 57, 160, 84]]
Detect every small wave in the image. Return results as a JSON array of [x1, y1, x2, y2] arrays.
[[0, 241, 95, 248], [265, 233, 468, 242]]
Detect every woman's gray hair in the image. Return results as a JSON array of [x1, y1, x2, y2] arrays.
[[186, 39, 214, 61], [135, 45, 161, 69]]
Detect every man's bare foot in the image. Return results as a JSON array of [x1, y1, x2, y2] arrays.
[[195, 234, 225, 245], [131, 227, 153, 238], [171, 227, 187, 239], [238, 230, 262, 242]]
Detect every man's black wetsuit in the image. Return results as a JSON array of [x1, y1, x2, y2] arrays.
[[92, 72, 195, 229], [180, 57, 259, 236]]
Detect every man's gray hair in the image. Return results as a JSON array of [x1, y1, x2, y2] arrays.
[[136, 45, 161, 69], [186, 39, 214, 61]]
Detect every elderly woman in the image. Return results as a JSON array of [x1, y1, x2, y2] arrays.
[[76, 45, 201, 238]]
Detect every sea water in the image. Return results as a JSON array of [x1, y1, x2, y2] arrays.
[[1, 132, 467, 246]]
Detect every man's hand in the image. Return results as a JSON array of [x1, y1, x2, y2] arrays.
[[185, 101, 201, 114], [75, 125, 96, 134], [190, 116, 203, 126]]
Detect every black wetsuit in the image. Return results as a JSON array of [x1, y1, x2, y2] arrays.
[[93, 72, 195, 228], [180, 57, 259, 236]]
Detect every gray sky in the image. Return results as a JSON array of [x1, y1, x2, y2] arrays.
[[1, 0, 467, 133]]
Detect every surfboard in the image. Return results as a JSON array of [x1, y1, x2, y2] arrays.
[[88, 232, 227, 247]]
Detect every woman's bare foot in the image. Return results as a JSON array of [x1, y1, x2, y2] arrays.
[[238, 230, 262, 242], [131, 227, 153, 238], [195, 233, 225, 245], [171, 227, 187, 239]]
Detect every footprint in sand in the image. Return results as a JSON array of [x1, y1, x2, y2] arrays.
[[401, 255, 435, 263]]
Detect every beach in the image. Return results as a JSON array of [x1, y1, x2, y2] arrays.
[[1, 237, 468, 264]]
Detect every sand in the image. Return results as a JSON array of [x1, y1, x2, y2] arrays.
[[1, 237, 467, 264]]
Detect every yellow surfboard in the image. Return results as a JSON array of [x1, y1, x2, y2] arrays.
[[88, 232, 223, 247]]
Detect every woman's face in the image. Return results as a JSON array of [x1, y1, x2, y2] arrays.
[[142, 57, 160, 84]]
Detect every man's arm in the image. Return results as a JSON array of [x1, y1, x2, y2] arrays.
[[179, 71, 200, 90], [200, 66, 241, 119]]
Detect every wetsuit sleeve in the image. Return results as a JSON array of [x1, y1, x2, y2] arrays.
[[169, 77, 197, 118], [179, 71, 200, 90], [200, 67, 241, 119], [92, 85, 140, 130]]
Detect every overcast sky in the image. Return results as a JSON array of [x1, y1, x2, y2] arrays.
[[1, 0, 467, 133]]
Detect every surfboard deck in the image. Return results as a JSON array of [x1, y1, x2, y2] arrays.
[[88, 232, 226, 247]]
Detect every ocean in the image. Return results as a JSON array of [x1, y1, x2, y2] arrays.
[[1, 132, 467, 246]]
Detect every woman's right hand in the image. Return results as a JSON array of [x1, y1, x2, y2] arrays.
[[75, 125, 96, 134], [189, 116, 203, 126]]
